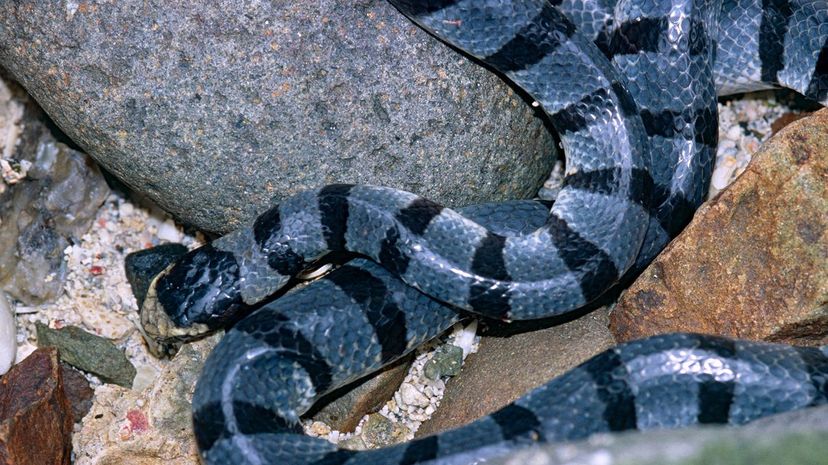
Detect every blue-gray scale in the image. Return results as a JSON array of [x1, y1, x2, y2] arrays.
[[134, 1, 828, 464]]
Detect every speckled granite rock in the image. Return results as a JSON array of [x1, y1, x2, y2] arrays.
[[488, 404, 828, 465], [0, 0, 555, 234], [611, 109, 828, 345]]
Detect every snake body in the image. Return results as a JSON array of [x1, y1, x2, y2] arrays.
[[135, 1, 828, 464]]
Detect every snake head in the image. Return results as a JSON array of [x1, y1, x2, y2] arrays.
[[130, 243, 242, 357], [139, 271, 212, 357]]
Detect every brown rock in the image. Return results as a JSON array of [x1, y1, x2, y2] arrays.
[[308, 354, 413, 433], [0, 348, 73, 465], [771, 111, 812, 135], [417, 308, 614, 437], [611, 109, 828, 346], [60, 363, 94, 423]]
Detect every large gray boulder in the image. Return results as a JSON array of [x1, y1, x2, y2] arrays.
[[0, 0, 555, 234]]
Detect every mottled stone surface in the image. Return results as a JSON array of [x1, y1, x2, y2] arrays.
[[610, 110, 828, 345], [423, 344, 463, 380], [0, 0, 555, 234], [60, 363, 94, 424], [0, 348, 73, 465], [36, 322, 136, 388], [417, 308, 614, 437], [353, 413, 410, 449], [0, 78, 109, 304], [74, 333, 221, 465], [489, 405, 828, 465], [309, 354, 413, 433]]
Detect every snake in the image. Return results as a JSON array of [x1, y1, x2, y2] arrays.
[[134, 0, 828, 464]]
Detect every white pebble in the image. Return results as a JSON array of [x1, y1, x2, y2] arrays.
[[726, 124, 743, 141], [400, 382, 430, 407], [710, 163, 738, 191], [131, 364, 160, 392], [0, 292, 16, 375], [118, 202, 134, 217], [156, 219, 182, 242], [308, 421, 331, 436], [451, 320, 478, 359]]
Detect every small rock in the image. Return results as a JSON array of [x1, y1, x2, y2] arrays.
[[611, 109, 828, 345], [357, 414, 410, 449], [0, 347, 73, 465], [130, 364, 160, 393], [417, 307, 614, 437], [725, 124, 743, 141], [0, 292, 15, 375], [307, 421, 332, 437], [772, 111, 813, 135], [35, 322, 136, 388], [73, 333, 221, 465], [423, 344, 463, 380], [400, 383, 430, 408], [710, 158, 738, 191], [0, 78, 109, 305], [309, 354, 412, 433], [154, 219, 181, 243], [124, 243, 189, 309], [60, 363, 94, 424], [449, 320, 478, 359]]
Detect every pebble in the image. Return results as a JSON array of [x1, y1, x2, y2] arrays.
[[449, 320, 478, 359], [11, 191, 201, 402], [131, 363, 160, 392], [0, 292, 15, 375], [423, 344, 463, 380], [308, 421, 332, 437], [400, 383, 430, 408], [155, 218, 182, 243], [35, 321, 137, 388]]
